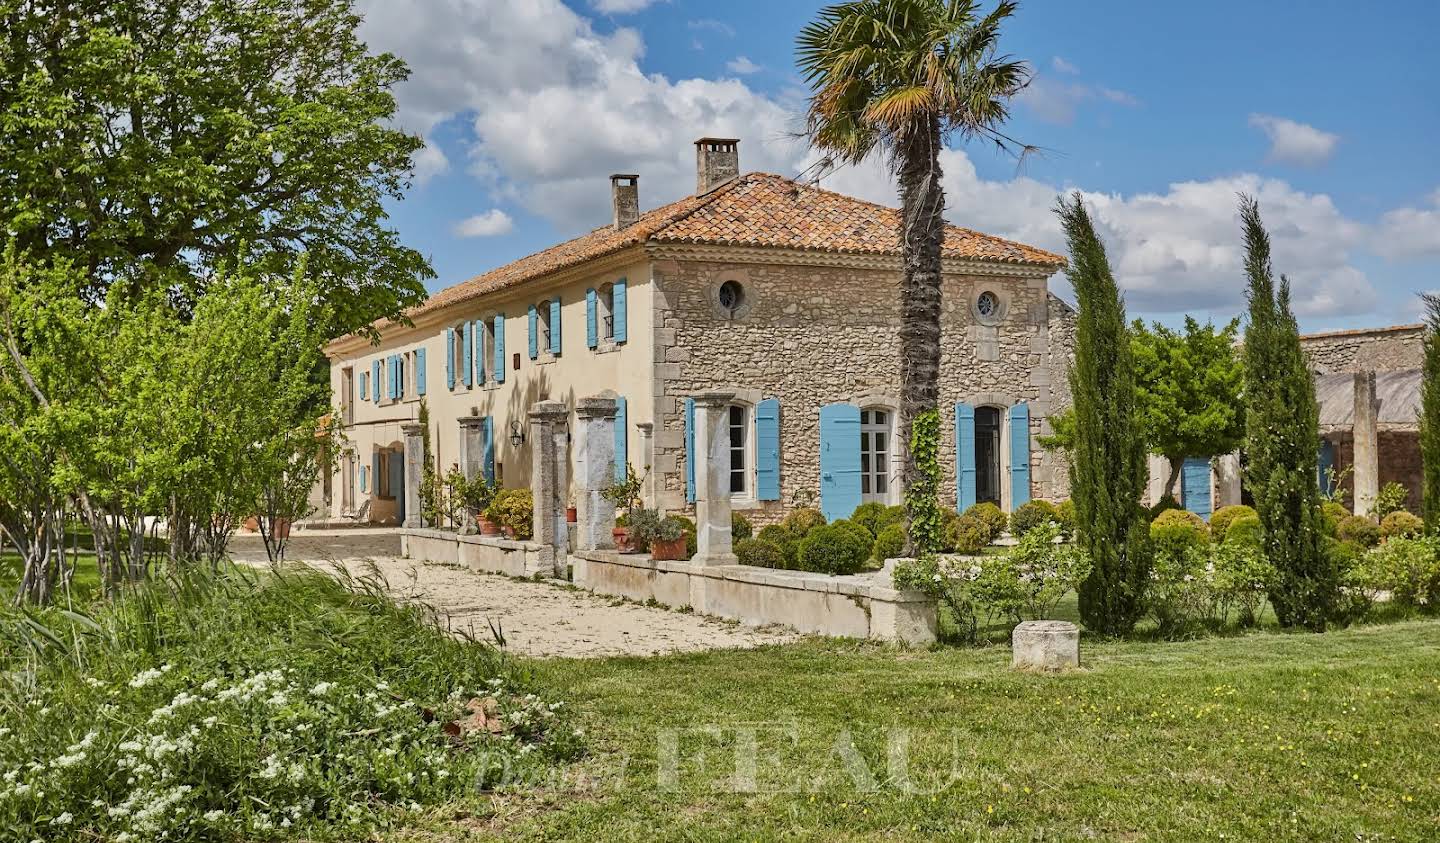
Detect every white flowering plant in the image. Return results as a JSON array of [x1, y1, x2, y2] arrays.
[[0, 568, 584, 841]]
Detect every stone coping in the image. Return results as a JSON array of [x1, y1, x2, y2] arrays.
[[403, 527, 545, 553], [574, 550, 933, 604]]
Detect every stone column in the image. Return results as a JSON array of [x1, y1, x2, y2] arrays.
[[1353, 370, 1380, 516], [1214, 452, 1243, 509], [456, 416, 486, 534], [401, 422, 425, 529], [574, 396, 617, 551], [635, 422, 655, 507], [692, 392, 737, 565], [529, 401, 569, 569]]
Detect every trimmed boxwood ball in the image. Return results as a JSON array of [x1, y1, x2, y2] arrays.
[[947, 513, 989, 555], [735, 538, 783, 568], [871, 523, 908, 563], [1381, 510, 1424, 540], [730, 512, 753, 541], [1210, 504, 1257, 540], [830, 519, 877, 557], [1321, 501, 1350, 537], [963, 502, 1007, 543], [1225, 513, 1263, 548], [1150, 508, 1210, 559], [756, 524, 799, 566], [784, 507, 826, 537], [849, 501, 900, 537], [1338, 514, 1381, 548], [797, 524, 869, 575], [1148, 494, 1183, 520], [1009, 500, 1058, 538], [1055, 499, 1076, 540]]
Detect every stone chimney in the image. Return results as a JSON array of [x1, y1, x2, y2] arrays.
[[610, 174, 639, 230], [695, 138, 740, 194]]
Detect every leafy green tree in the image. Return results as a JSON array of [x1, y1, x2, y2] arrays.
[[1420, 294, 1440, 531], [797, 0, 1030, 524], [1239, 196, 1339, 630], [1056, 193, 1151, 636], [1131, 317, 1245, 497], [0, 0, 431, 337]]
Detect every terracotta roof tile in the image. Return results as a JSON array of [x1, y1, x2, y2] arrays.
[[408, 172, 1063, 320]]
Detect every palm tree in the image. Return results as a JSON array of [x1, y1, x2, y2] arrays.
[[797, 0, 1031, 507]]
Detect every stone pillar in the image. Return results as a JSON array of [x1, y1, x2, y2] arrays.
[[1012, 620, 1080, 671], [456, 416, 486, 534], [529, 401, 569, 570], [635, 422, 655, 506], [1214, 452, 1243, 509], [401, 422, 425, 529], [1353, 371, 1380, 516], [574, 396, 618, 551], [692, 392, 737, 565]]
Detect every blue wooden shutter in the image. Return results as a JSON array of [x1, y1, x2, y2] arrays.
[[586, 288, 598, 348], [685, 398, 696, 503], [1182, 457, 1213, 520], [527, 303, 539, 360], [956, 403, 977, 511], [612, 278, 628, 342], [819, 403, 862, 522], [481, 417, 495, 484], [472, 320, 485, 384], [550, 297, 562, 354], [359, 464, 367, 493], [493, 314, 506, 383], [445, 329, 455, 390], [372, 451, 381, 495], [1009, 403, 1031, 508], [1317, 440, 1336, 495], [613, 396, 628, 483], [461, 322, 474, 387], [756, 398, 781, 501], [389, 451, 406, 521], [372, 360, 382, 405], [416, 348, 427, 396]]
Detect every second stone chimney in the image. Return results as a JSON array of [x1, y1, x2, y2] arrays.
[[695, 138, 740, 194], [610, 174, 639, 230]]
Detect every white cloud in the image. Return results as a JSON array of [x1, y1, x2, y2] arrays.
[[1248, 114, 1340, 167], [1051, 56, 1079, 75], [1020, 72, 1139, 125], [590, 0, 660, 13], [1374, 188, 1440, 260], [726, 56, 761, 75], [411, 142, 450, 185], [453, 209, 515, 238], [687, 18, 735, 37]]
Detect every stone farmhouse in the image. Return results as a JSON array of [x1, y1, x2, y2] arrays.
[[322, 139, 1074, 529]]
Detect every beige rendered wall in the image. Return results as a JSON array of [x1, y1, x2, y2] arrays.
[[326, 257, 655, 523]]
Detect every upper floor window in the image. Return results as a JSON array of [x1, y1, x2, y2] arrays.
[[538, 299, 553, 352], [599, 283, 615, 340], [341, 367, 354, 423]]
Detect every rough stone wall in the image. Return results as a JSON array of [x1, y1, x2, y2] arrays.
[[1322, 430, 1422, 514], [1041, 294, 1077, 501], [650, 255, 1067, 523], [1300, 325, 1423, 374]]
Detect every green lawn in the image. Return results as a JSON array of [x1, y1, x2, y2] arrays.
[[408, 618, 1440, 842]]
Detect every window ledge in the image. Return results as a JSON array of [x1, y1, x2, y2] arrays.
[[594, 340, 621, 355], [482, 381, 503, 392], [730, 497, 769, 511], [534, 352, 558, 366]]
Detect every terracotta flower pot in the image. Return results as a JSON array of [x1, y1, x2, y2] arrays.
[[650, 536, 687, 561], [479, 517, 501, 536], [566, 506, 578, 524], [502, 525, 517, 539], [270, 518, 292, 539], [613, 526, 635, 553]]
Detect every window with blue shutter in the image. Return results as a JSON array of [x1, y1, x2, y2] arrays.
[[685, 398, 696, 503], [1182, 457, 1212, 520], [445, 329, 455, 390], [416, 347, 427, 396], [756, 398, 781, 501], [1317, 439, 1336, 495], [612, 278, 627, 342], [481, 417, 495, 484], [528, 303, 539, 360], [956, 403, 977, 512], [613, 397, 628, 483], [462, 322, 474, 388], [372, 361, 382, 405], [549, 297, 563, 354], [359, 464, 368, 493], [586, 288, 598, 349], [359, 371, 368, 402], [493, 314, 506, 383], [819, 403, 862, 522], [1009, 403, 1031, 509]]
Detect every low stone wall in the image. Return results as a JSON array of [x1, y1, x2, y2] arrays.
[[571, 551, 937, 645], [401, 529, 554, 578]]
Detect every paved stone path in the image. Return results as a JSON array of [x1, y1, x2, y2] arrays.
[[229, 530, 799, 659]]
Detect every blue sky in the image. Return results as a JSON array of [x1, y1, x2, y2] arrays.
[[357, 0, 1440, 332]]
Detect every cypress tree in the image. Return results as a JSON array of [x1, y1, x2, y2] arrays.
[[1239, 196, 1339, 630], [1057, 193, 1151, 636], [1420, 294, 1440, 531]]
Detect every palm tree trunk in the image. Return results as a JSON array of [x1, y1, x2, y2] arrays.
[[897, 117, 946, 500]]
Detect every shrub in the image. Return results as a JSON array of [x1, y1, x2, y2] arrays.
[[1371, 481, 1410, 520], [1150, 508, 1210, 560], [1321, 501, 1350, 537], [996, 522, 1092, 621], [626, 508, 663, 552], [963, 502, 1008, 543], [784, 507, 826, 537], [871, 523, 908, 562], [1381, 510, 1424, 541], [1055, 499, 1076, 540], [670, 515, 698, 558], [1209, 504, 1257, 540], [1225, 513, 1263, 548], [797, 525, 869, 575], [730, 512, 753, 541], [831, 519, 877, 558], [947, 514, 990, 555], [1148, 494, 1182, 520], [1009, 500, 1058, 538], [1360, 535, 1440, 612], [756, 525, 799, 566], [485, 487, 534, 540], [735, 538, 784, 569], [1338, 515, 1380, 549], [850, 501, 899, 537], [938, 508, 961, 552]]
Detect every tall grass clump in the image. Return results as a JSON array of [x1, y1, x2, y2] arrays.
[[0, 565, 581, 840]]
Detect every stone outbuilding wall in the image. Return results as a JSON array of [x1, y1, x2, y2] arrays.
[[1300, 324, 1423, 374]]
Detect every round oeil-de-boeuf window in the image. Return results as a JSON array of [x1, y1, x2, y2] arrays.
[[718, 280, 745, 314], [976, 290, 1000, 319]]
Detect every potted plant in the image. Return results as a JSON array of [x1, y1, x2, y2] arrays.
[[649, 515, 689, 561], [448, 467, 495, 533], [566, 496, 578, 525], [601, 464, 646, 553], [485, 488, 534, 540]]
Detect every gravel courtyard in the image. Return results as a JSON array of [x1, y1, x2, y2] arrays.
[[228, 529, 799, 659]]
